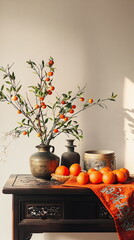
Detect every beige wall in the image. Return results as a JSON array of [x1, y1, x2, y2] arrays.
[[1, 0, 134, 239]]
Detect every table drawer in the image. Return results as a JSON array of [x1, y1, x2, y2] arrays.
[[19, 195, 112, 221], [21, 201, 64, 220]]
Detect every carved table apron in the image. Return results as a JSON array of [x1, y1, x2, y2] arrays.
[[3, 174, 116, 240]]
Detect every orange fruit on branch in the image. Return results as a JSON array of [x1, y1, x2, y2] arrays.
[[40, 102, 46, 108], [45, 77, 50, 81], [55, 165, 69, 176], [22, 131, 27, 135], [39, 97, 44, 101], [36, 133, 41, 137], [69, 163, 81, 176], [35, 104, 39, 109], [42, 105, 47, 109], [69, 109, 74, 114], [49, 86, 55, 91], [17, 110, 22, 114], [12, 95, 18, 101], [71, 105, 76, 109], [53, 128, 58, 133], [48, 60, 54, 66], [47, 72, 53, 76], [77, 172, 89, 185], [61, 100, 66, 104], [40, 102, 46, 106], [63, 117, 69, 121], [47, 90, 52, 95], [79, 97, 84, 101], [88, 98, 93, 103], [60, 114, 65, 119]]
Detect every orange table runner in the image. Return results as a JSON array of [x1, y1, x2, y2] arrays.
[[64, 177, 134, 240]]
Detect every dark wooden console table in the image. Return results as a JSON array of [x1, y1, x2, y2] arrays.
[[3, 174, 116, 240]]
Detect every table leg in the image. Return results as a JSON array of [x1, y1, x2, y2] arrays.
[[19, 231, 32, 240], [12, 195, 19, 240]]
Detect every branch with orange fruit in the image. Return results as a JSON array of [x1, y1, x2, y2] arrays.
[[0, 58, 117, 145]]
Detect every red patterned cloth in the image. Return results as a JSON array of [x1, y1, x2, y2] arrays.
[[64, 177, 134, 240]]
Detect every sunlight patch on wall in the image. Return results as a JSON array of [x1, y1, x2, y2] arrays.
[[123, 77, 134, 173]]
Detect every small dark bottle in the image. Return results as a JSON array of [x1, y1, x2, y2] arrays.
[[61, 139, 80, 168]]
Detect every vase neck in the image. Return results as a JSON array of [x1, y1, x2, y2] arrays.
[[66, 139, 75, 146], [36, 144, 54, 153], [66, 139, 76, 152], [66, 146, 75, 152]]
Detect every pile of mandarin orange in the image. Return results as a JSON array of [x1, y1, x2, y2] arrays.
[[54, 164, 130, 185]]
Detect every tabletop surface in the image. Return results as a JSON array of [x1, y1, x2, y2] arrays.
[[3, 174, 93, 195]]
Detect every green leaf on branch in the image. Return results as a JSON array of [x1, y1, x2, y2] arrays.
[[5, 81, 11, 84], [10, 72, 15, 80], [6, 88, 11, 93], [47, 105, 52, 109], [42, 60, 44, 68], [98, 104, 104, 108], [68, 91, 72, 95], [0, 67, 6, 73], [66, 102, 72, 108], [62, 93, 68, 98], [17, 122, 24, 126], [29, 127, 33, 133], [17, 85, 22, 92], [44, 118, 48, 124], [1, 85, 4, 91], [83, 103, 89, 108], [67, 120, 72, 125], [109, 98, 116, 101], [3, 74, 8, 79]]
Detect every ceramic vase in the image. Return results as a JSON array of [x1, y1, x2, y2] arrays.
[[61, 139, 80, 168], [30, 144, 59, 179]]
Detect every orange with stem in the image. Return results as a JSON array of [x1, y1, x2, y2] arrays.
[[45, 77, 50, 81], [17, 110, 22, 114], [49, 86, 55, 91], [12, 96, 18, 101], [88, 98, 93, 103], [53, 128, 58, 133], [63, 117, 68, 121], [47, 72, 53, 76], [69, 109, 74, 114], [22, 131, 27, 135], [48, 60, 54, 66], [79, 97, 84, 101]]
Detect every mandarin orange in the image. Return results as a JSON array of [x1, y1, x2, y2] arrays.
[[87, 168, 97, 175], [102, 171, 115, 184], [113, 169, 127, 183], [55, 166, 69, 176], [100, 167, 111, 174], [119, 168, 130, 179], [77, 172, 89, 185], [69, 163, 81, 176], [89, 170, 103, 184]]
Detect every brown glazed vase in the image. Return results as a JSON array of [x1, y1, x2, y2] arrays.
[[30, 144, 59, 179], [61, 139, 80, 168]]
